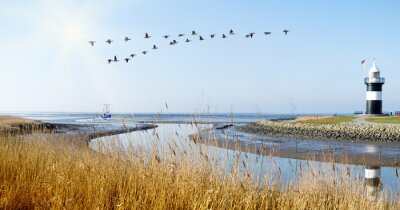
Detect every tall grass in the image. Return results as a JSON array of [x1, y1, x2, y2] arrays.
[[0, 127, 399, 209]]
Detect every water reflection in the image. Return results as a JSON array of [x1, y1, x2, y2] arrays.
[[365, 166, 382, 201], [364, 145, 380, 154], [90, 123, 400, 197]]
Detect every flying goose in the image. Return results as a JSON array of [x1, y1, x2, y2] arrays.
[[152, 45, 158, 49], [186, 38, 191, 42], [178, 34, 185, 37], [246, 32, 255, 38], [163, 35, 170, 39], [124, 37, 131, 42], [142, 51, 148, 55], [229, 29, 235, 35], [107, 59, 112, 64], [264, 32, 271, 35], [192, 31, 197, 35], [113, 56, 119, 62], [222, 34, 227, 38], [144, 33, 151, 38], [199, 35, 204, 41], [210, 34, 216, 38], [106, 39, 113, 44], [283, 30, 289, 35], [130, 54, 136, 58], [88, 41, 95, 46], [124, 58, 130, 63]]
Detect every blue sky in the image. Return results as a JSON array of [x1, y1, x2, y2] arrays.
[[1, 0, 400, 114]]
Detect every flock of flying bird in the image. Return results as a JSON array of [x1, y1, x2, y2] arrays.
[[88, 29, 290, 64]]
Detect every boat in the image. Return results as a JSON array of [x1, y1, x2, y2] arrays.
[[102, 104, 112, 119]]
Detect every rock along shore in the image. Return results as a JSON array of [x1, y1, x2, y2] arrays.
[[239, 120, 400, 142]]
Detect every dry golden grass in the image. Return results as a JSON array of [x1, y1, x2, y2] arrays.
[[0, 115, 43, 136], [0, 115, 38, 127], [0, 132, 399, 209]]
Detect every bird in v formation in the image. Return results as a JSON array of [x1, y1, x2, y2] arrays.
[[105, 39, 113, 44], [98, 29, 289, 63], [283, 30, 289, 35]]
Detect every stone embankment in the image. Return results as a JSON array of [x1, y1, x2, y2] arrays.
[[239, 120, 400, 142]]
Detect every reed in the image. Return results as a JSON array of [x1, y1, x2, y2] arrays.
[[0, 126, 398, 209]]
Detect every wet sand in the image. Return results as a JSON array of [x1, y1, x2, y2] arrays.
[[192, 125, 400, 167], [48, 122, 156, 138]]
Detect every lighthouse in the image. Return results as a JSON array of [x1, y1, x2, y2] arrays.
[[364, 61, 385, 115]]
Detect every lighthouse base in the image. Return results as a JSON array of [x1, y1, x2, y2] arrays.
[[361, 114, 389, 117], [366, 100, 382, 115]]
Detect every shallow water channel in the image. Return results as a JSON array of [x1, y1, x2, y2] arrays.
[[91, 123, 400, 200]]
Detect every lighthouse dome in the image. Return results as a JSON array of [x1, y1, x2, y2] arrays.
[[369, 61, 380, 78], [370, 61, 380, 72]]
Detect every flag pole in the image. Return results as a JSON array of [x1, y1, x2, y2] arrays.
[[361, 60, 366, 79], [363, 65, 366, 79]]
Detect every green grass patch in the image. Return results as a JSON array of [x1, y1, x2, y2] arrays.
[[366, 116, 400, 124], [298, 116, 356, 125]]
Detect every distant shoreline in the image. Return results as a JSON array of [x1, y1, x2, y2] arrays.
[[0, 115, 156, 145]]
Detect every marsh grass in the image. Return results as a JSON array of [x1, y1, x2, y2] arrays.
[[0, 123, 399, 209], [0, 116, 38, 127], [0, 115, 50, 136]]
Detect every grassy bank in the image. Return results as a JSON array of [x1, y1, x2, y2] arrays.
[[0, 115, 43, 135], [297, 116, 356, 125], [0, 132, 398, 209], [366, 117, 400, 124], [0, 115, 37, 126]]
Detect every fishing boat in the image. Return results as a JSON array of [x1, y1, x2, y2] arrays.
[[102, 104, 112, 119]]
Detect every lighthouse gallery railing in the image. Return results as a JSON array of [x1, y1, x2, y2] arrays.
[[364, 77, 385, 84]]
